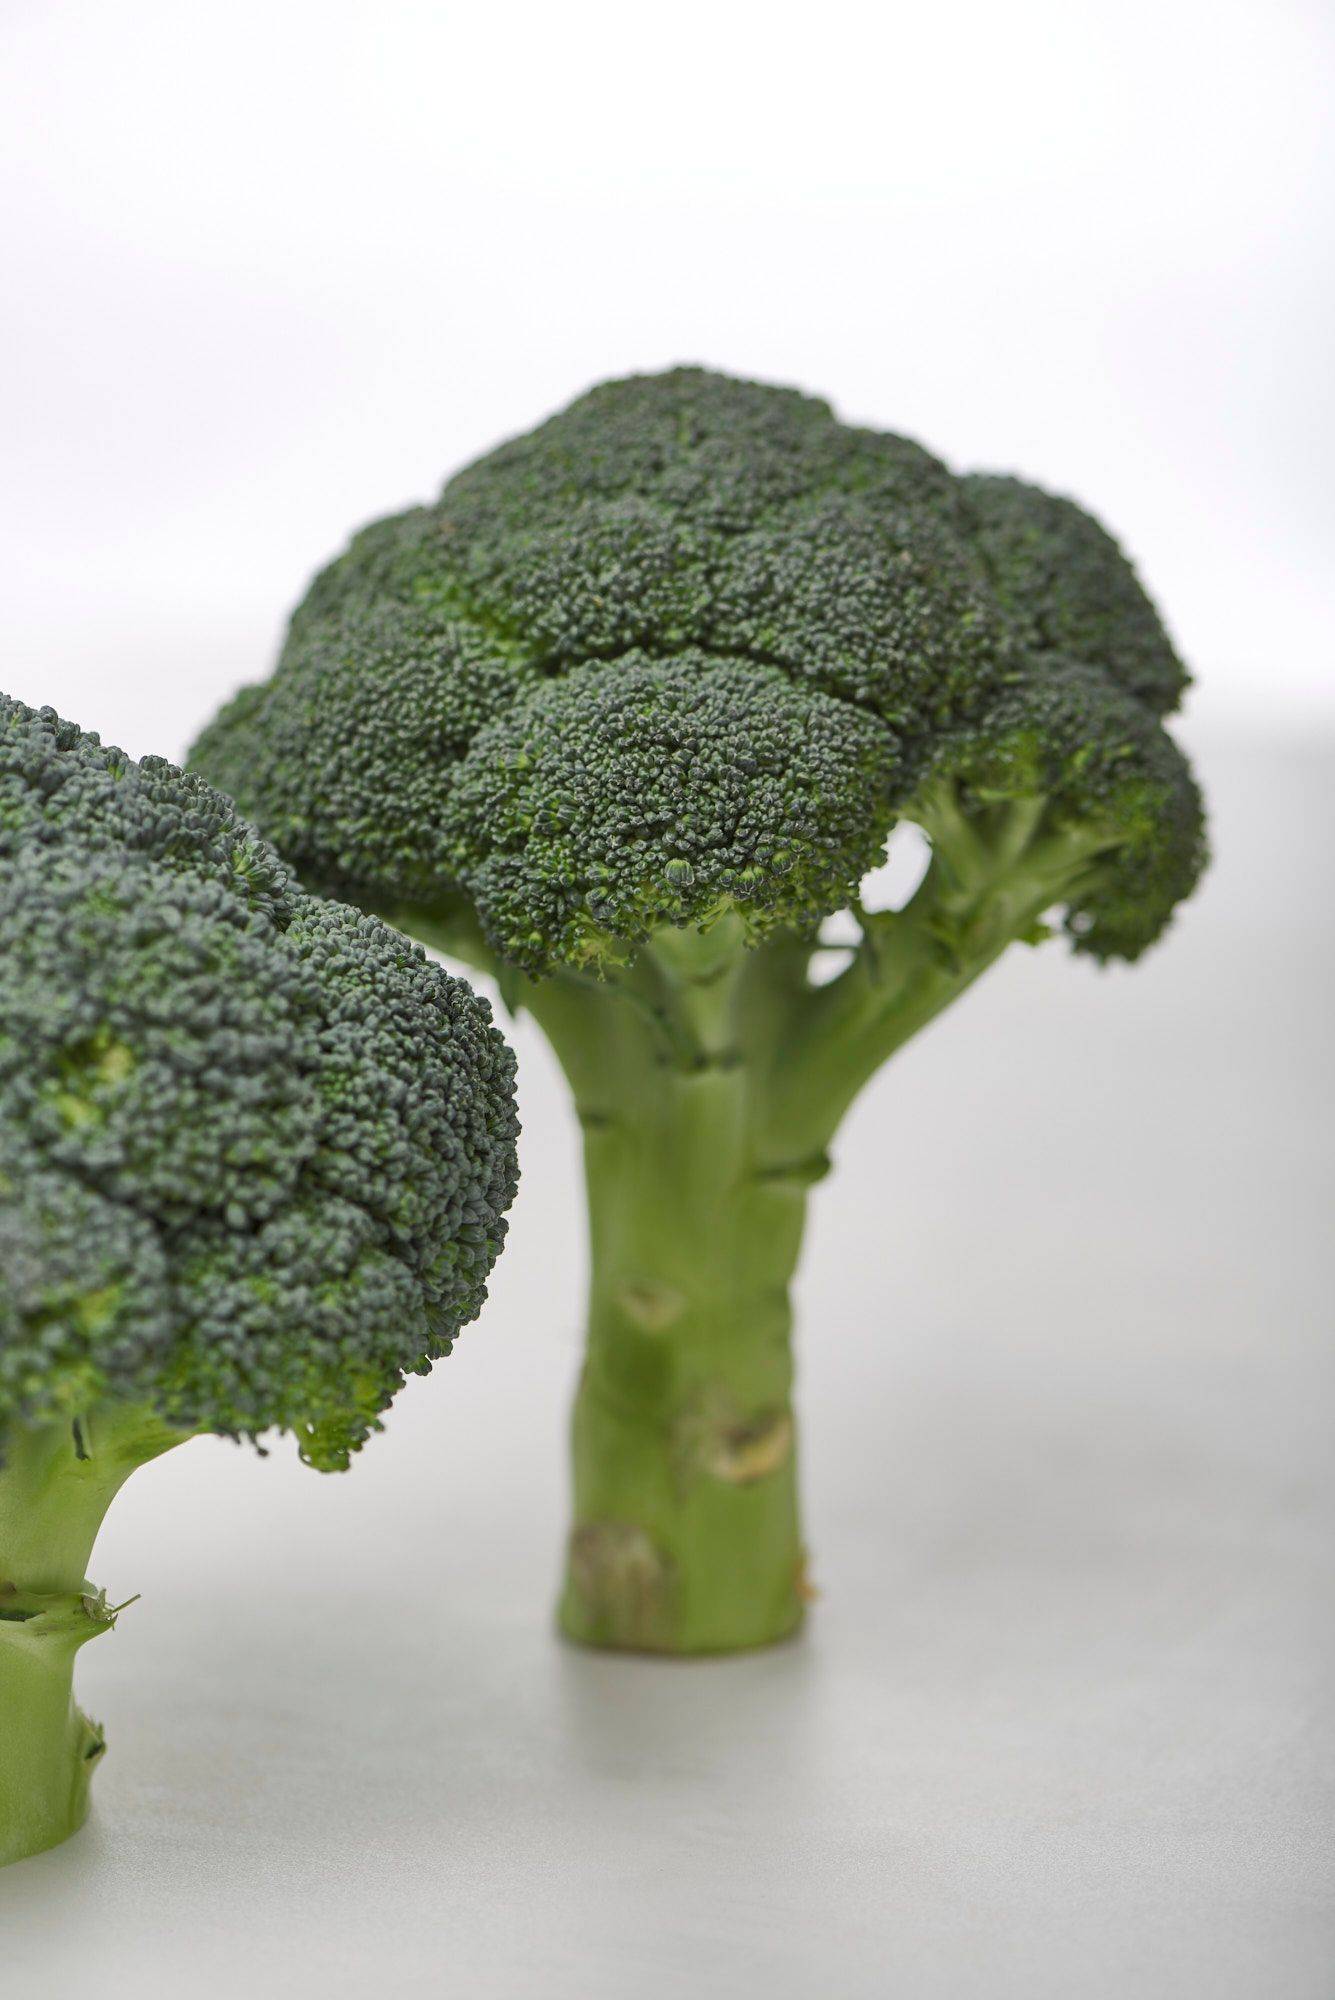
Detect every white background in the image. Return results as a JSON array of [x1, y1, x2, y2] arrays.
[[1, 0, 1331, 762], [1, 5, 1332, 1995]]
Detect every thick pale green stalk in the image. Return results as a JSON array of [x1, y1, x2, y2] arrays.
[[0, 1407, 184, 1867], [548, 939, 815, 1652], [0, 1590, 111, 1869]]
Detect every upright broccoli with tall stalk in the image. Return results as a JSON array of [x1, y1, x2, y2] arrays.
[[0, 696, 519, 1865], [193, 368, 1206, 1656]]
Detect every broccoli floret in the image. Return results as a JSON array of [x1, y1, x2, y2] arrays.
[[192, 366, 1206, 1657], [446, 650, 900, 972], [962, 472, 1189, 714], [0, 693, 518, 1865]]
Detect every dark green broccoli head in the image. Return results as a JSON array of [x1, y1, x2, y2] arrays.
[[0, 695, 519, 1469], [192, 367, 1204, 973]]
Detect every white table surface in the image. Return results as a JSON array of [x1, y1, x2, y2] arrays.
[[3, 731, 1331, 1997]]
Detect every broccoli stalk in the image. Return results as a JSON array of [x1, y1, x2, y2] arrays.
[[0, 1408, 184, 1864], [1, 697, 519, 1862], [192, 367, 1207, 1655]]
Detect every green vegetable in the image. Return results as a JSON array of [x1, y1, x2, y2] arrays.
[[192, 367, 1206, 1656], [0, 695, 519, 1863]]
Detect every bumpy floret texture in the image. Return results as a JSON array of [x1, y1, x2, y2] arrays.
[[449, 653, 899, 969], [962, 475, 1188, 715], [192, 367, 1205, 969], [0, 696, 519, 1467]]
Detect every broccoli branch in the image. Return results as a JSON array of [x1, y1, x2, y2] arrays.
[[756, 788, 1118, 1162]]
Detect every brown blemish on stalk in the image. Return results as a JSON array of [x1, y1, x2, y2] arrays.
[[566, 1523, 676, 1650], [703, 1409, 794, 1485], [617, 1282, 686, 1333]]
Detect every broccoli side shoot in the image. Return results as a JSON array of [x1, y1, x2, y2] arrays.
[[0, 694, 519, 1865], [192, 367, 1206, 1656]]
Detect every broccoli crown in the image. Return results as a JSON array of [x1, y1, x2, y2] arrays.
[[191, 367, 1204, 971], [0, 696, 519, 1469]]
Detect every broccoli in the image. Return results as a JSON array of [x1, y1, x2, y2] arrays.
[[192, 368, 1206, 1656], [0, 696, 519, 1864]]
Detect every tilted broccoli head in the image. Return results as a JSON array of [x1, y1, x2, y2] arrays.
[[191, 367, 1204, 971], [0, 696, 520, 1470]]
